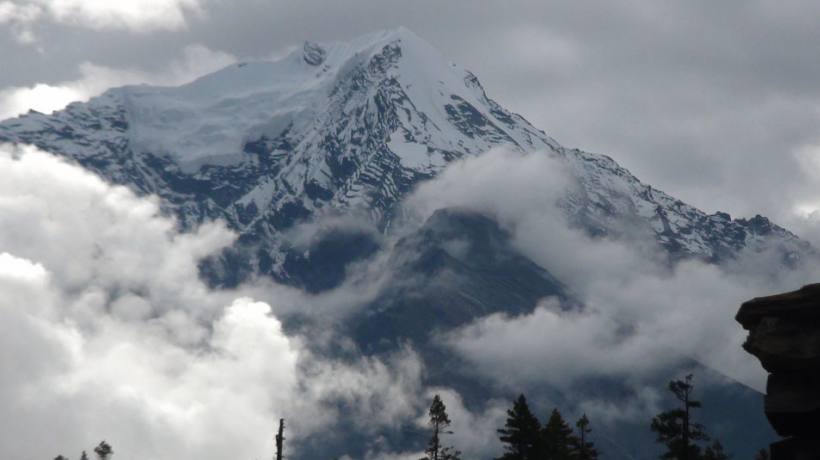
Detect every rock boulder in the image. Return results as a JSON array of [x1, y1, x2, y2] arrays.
[[737, 284, 820, 459]]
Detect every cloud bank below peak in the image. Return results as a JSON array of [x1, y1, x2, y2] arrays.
[[404, 148, 820, 395], [0, 144, 428, 460]]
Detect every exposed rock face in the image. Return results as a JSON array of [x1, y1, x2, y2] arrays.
[[302, 41, 326, 65], [737, 284, 820, 459], [0, 28, 809, 289]]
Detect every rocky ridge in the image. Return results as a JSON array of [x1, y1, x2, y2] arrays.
[[0, 28, 808, 288]]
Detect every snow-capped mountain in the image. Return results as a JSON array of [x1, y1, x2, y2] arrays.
[[0, 27, 807, 286], [0, 28, 788, 459]]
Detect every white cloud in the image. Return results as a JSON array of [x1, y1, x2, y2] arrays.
[[0, 83, 85, 120], [0, 252, 46, 282], [404, 147, 573, 227], [0, 144, 426, 460], [0, 44, 235, 120], [294, 346, 425, 437], [43, 0, 202, 31], [0, 144, 283, 459], [406, 148, 820, 397], [0, 0, 201, 42], [0, 1, 42, 43], [0, 2, 40, 22]]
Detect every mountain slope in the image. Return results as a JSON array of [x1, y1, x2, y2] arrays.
[[0, 28, 788, 459], [350, 208, 571, 352], [0, 28, 807, 289]]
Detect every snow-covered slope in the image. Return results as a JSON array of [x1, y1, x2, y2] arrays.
[[0, 28, 807, 284]]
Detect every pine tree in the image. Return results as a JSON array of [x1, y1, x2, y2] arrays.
[[754, 449, 769, 460], [572, 414, 599, 460], [423, 395, 461, 460], [80, 451, 89, 460], [93, 441, 113, 460], [542, 408, 576, 460], [702, 440, 730, 460], [650, 374, 708, 460], [496, 394, 542, 460], [53, 456, 68, 460]]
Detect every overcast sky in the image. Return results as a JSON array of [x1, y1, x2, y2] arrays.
[[3, 0, 820, 240], [4, 4, 819, 456]]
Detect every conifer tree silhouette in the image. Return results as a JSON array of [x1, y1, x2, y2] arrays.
[[93, 441, 113, 460], [496, 394, 541, 460], [650, 374, 708, 460], [572, 413, 598, 460], [702, 440, 730, 460], [542, 408, 576, 460], [421, 394, 461, 460]]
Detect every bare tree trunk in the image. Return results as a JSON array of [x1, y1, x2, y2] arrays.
[[275, 418, 285, 460], [682, 388, 689, 460], [432, 420, 440, 460]]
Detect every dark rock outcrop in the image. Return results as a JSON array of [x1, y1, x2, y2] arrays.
[[302, 41, 327, 65], [737, 284, 820, 459]]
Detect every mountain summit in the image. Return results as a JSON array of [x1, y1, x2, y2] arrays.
[[0, 27, 807, 286]]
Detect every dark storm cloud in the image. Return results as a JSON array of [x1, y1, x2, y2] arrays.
[[3, 0, 820, 238]]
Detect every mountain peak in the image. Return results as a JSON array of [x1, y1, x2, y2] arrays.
[[301, 28, 423, 67], [48, 27, 536, 176], [0, 28, 808, 281], [343, 26, 427, 50]]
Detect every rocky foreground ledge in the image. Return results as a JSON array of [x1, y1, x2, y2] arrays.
[[737, 284, 820, 460]]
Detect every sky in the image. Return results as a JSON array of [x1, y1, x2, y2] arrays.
[[1, 1, 819, 458], [2, 0, 820, 242]]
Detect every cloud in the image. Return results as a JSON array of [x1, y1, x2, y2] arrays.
[[0, 0, 201, 43], [6, 297, 299, 460], [359, 388, 508, 460], [43, 0, 202, 31], [403, 148, 573, 227], [0, 144, 427, 460], [446, 298, 665, 386], [404, 148, 820, 399], [0, 44, 235, 120], [0, 83, 85, 120], [295, 346, 425, 436], [0, 1, 42, 43], [0, 144, 282, 459], [0, 251, 46, 281]]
